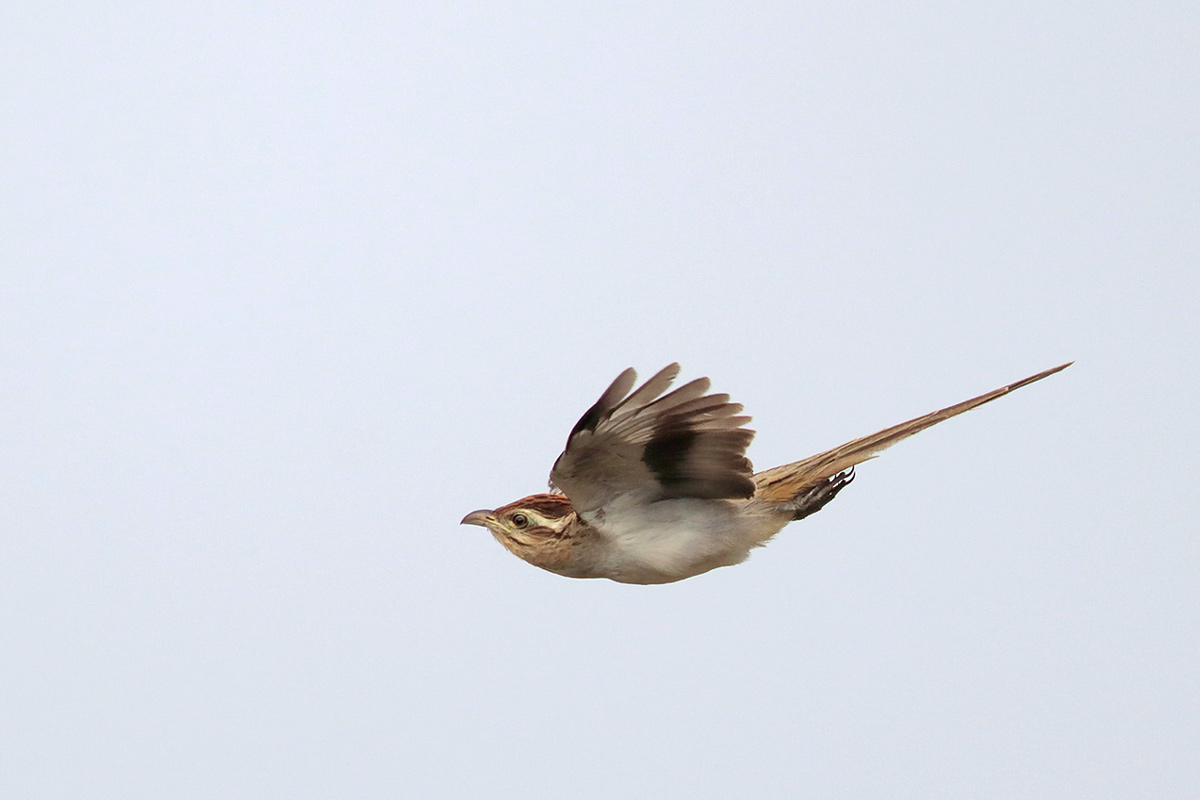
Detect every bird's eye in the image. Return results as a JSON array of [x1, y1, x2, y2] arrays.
[[511, 513, 529, 528]]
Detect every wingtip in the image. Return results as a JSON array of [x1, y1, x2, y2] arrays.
[[657, 363, 682, 381]]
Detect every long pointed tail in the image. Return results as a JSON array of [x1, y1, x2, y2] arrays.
[[753, 362, 1072, 503]]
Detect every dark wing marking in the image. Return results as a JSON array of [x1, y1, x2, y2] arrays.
[[550, 364, 756, 513]]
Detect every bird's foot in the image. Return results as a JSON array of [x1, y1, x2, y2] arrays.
[[789, 468, 855, 521]]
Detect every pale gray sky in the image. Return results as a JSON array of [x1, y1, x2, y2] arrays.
[[2, 1, 1197, 798]]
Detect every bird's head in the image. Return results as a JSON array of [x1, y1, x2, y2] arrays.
[[460, 494, 580, 573]]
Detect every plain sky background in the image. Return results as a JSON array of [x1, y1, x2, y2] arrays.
[[2, 1, 1197, 798]]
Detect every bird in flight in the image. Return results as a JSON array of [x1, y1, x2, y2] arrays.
[[462, 362, 1070, 584]]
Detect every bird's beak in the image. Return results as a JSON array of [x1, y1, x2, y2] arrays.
[[460, 509, 495, 527]]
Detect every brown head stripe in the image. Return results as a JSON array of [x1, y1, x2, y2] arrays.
[[496, 493, 575, 520]]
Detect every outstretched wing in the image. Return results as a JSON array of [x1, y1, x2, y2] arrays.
[[549, 364, 756, 513]]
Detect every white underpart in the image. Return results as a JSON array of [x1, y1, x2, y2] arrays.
[[583, 492, 781, 584]]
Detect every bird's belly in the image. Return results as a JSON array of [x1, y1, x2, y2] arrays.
[[584, 497, 755, 584]]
